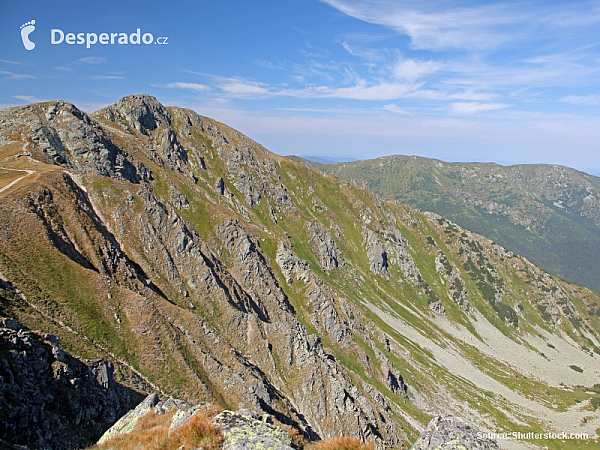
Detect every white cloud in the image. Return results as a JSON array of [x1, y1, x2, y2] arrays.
[[0, 71, 35, 80], [166, 82, 211, 92], [254, 59, 286, 70], [342, 42, 386, 62], [382, 104, 410, 115], [220, 81, 270, 97], [450, 102, 510, 115], [560, 94, 600, 106], [320, 0, 600, 51], [392, 58, 442, 82], [12, 95, 42, 103], [76, 56, 107, 64], [305, 80, 419, 100], [90, 75, 126, 80], [0, 59, 24, 65]]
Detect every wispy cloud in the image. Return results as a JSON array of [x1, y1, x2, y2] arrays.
[[295, 80, 419, 100], [383, 104, 410, 115], [254, 59, 286, 70], [321, 0, 600, 51], [392, 58, 442, 82], [76, 56, 107, 64], [450, 102, 511, 115], [220, 80, 271, 96], [0, 59, 24, 65], [89, 75, 126, 80], [166, 82, 211, 92], [12, 95, 43, 103], [53, 66, 72, 71], [0, 71, 35, 80], [560, 94, 600, 106]]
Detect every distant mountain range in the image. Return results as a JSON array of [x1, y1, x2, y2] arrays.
[[1, 95, 600, 449], [294, 155, 600, 294], [296, 154, 358, 164]]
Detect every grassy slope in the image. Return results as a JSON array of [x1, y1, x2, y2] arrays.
[[301, 155, 600, 294]]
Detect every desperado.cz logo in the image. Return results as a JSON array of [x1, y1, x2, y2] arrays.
[[51, 28, 168, 48], [19, 19, 168, 50]]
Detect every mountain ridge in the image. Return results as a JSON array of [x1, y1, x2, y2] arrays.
[[1, 94, 599, 449], [292, 154, 600, 293]]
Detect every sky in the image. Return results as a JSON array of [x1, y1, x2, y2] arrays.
[[2, 0, 600, 173]]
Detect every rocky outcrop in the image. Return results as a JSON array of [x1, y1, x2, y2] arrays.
[[410, 416, 500, 450], [97, 393, 192, 444], [212, 410, 293, 450], [0, 318, 142, 450], [95, 93, 171, 136], [99, 394, 292, 450], [435, 254, 470, 311], [363, 228, 389, 279], [304, 219, 344, 271], [0, 101, 151, 183]]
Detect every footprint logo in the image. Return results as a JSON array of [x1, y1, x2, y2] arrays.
[[20, 20, 36, 50]]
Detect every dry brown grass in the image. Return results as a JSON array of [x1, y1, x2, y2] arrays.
[[306, 436, 375, 450], [97, 410, 175, 450], [280, 424, 308, 449], [95, 408, 223, 450], [167, 409, 224, 450]]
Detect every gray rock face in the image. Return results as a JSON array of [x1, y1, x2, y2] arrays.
[[435, 254, 470, 311], [96, 93, 171, 135], [0, 318, 141, 450], [97, 393, 200, 445], [97, 393, 161, 444], [169, 184, 189, 210], [169, 402, 214, 434], [410, 416, 500, 450], [0, 102, 151, 183], [215, 176, 226, 195], [363, 229, 389, 279], [214, 139, 294, 213], [304, 219, 344, 271]]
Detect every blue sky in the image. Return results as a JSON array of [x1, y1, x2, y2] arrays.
[[2, 0, 600, 172]]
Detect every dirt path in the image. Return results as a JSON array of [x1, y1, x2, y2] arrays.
[[0, 166, 36, 194]]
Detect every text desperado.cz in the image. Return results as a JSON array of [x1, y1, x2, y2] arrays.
[[51, 29, 168, 48]]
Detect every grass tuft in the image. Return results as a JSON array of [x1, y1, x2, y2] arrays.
[[95, 408, 223, 450], [306, 437, 375, 450]]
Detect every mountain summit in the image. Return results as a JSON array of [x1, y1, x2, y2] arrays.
[[1, 95, 599, 449]]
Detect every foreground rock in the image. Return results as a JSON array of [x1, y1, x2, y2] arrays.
[[410, 416, 500, 450], [0, 317, 142, 450], [98, 393, 293, 450], [212, 409, 293, 450]]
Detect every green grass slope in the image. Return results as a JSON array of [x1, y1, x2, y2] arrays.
[[299, 155, 600, 293]]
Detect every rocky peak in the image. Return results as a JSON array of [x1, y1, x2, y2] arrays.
[[93, 93, 171, 135]]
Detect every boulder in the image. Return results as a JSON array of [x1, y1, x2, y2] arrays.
[[410, 416, 500, 450], [211, 409, 293, 450]]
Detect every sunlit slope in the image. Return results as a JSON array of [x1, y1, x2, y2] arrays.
[[298, 155, 600, 294], [1, 95, 599, 449]]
